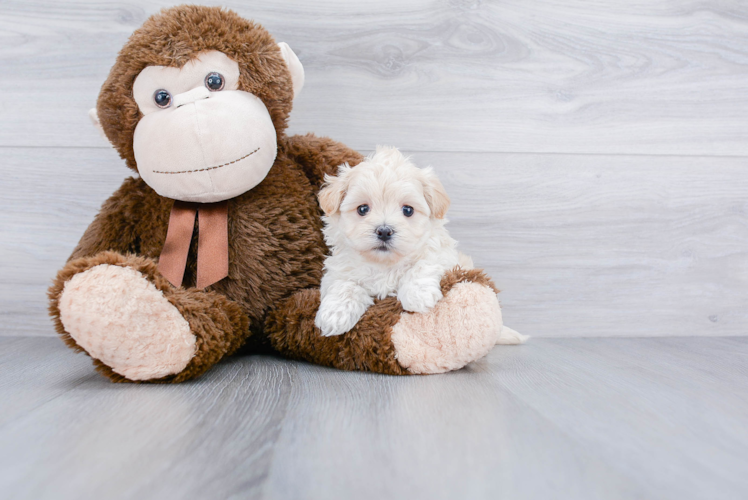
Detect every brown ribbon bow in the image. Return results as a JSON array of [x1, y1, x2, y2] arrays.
[[158, 200, 229, 289]]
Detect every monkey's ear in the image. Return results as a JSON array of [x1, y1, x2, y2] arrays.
[[88, 108, 108, 140], [278, 42, 305, 99]]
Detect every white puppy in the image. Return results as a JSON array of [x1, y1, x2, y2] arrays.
[[314, 146, 469, 337]]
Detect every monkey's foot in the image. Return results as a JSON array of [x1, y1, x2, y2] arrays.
[[59, 264, 196, 381], [391, 271, 504, 374]]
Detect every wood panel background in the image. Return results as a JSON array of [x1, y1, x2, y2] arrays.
[[0, 0, 746, 337]]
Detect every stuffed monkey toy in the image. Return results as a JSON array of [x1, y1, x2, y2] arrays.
[[48, 5, 519, 383]]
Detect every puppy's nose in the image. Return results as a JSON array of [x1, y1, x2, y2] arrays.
[[375, 225, 394, 241]]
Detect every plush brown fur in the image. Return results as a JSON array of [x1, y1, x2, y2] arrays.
[[266, 290, 409, 375], [440, 267, 499, 296], [265, 267, 499, 375], [48, 5, 497, 383], [49, 133, 362, 382]]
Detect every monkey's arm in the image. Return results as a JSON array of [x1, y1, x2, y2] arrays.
[[283, 133, 364, 189], [68, 176, 157, 260]]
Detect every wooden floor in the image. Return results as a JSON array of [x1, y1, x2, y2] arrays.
[[1, 336, 746, 500]]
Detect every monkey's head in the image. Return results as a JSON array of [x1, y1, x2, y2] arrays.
[[92, 6, 304, 203]]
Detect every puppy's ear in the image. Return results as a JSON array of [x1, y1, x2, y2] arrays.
[[422, 168, 450, 219], [318, 164, 352, 215]]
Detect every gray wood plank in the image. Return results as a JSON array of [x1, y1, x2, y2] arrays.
[[0, 146, 128, 336], [490, 337, 748, 500], [2, 147, 746, 338], [1, 0, 747, 154], [0, 348, 296, 500], [263, 360, 639, 500], [263, 337, 748, 500], [419, 150, 748, 338], [1, 337, 747, 500], [0, 337, 95, 427]]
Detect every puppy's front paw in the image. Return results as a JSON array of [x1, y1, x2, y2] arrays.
[[398, 283, 443, 313], [315, 297, 371, 337]]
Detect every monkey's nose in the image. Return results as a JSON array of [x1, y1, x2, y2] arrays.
[[173, 86, 211, 108], [375, 225, 394, 241]]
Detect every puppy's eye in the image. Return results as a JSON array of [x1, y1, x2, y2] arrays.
[[357, 204, 370, 216], [402, 205, 414, 217], [153, 89, 172, 108], [205, 72, 225, 91]]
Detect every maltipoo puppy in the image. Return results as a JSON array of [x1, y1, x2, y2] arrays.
[[314, 146, 471, 337]]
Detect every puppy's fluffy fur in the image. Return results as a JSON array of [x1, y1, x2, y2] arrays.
[[315, 146, 471, 337]]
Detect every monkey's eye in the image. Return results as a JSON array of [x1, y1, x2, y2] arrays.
[[153, 89, 172, 108], [357, 205, 370, 216], [402, 205, 414, 217], [205, 72, 225, 91]]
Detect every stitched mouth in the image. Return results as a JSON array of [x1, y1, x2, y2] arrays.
[[152, 147, 260, 174]]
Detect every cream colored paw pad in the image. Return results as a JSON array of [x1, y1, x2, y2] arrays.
[[59, 264, 196, 380], [391, 282, 503, 374]]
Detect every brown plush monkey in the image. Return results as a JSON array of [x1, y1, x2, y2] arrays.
[[48, 5, 515, 383]]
